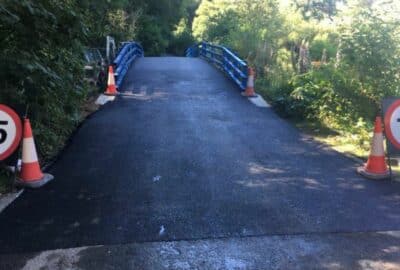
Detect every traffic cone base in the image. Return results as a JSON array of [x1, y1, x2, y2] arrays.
[[241, 90, 258, 98], [357, 116, 389, 180], [105, 84, 118, 96], [16, 173, 54, 188], [19, 161, 43, 181], [357, 165, 389, 180], [364, 155, 388, 174]]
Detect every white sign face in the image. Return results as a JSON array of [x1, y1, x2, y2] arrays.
[[389, 106, 400, 146], [0, 105, 22, 160], [0, 110, 16, 154]]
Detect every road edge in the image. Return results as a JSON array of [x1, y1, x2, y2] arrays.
[[0, 188, 24, 214]]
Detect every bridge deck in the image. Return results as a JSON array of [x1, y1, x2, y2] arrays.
[[0, 57, 399, 258]]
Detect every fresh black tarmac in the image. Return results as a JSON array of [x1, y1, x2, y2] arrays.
[[0, 57, 399, 267]]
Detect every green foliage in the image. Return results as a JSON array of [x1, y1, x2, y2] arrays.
[[0, 0, 198, 163], [339, 9, 400, 103], [193, 0, 400, 150], [288, 66, 376, 125], [1, 0, 399, 164], [133, 0, 199, 55], [0, 168, 13, 194], [168, 18, 196, 56], [0, 0, 88, 160], [294, 0, 345, 20], [136, 15, 169, 56], [309, 34, 338, 61]]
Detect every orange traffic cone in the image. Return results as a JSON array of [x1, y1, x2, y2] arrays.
[[357, 116, 390, 180], [241, 67, 257, 97], [17, 118, 53, 188], [104, 65, 118, 96]]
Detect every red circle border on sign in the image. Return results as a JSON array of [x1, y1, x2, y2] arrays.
[[0, 104, 22, 161], [384, 99, 400, 150]]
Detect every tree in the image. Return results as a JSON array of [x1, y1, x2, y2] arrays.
[[294, 0, 345, 20], [0, 0, 88, 157], [339, 7, 400, 101], [131, 0, 198, 55]]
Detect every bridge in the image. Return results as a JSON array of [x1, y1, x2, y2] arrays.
[[0, 42, 400, 269]]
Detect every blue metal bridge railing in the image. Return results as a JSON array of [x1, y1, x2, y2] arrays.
[[113, 42, 144, 88], [186, 42, 248, 90]]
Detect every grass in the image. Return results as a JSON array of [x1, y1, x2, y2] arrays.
[[256, 80, 372, 161], [294, 120, 370, 160], [293, 119, 400, 181], [258, 82, 400, 180]]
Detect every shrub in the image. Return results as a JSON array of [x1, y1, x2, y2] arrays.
[[0, 1, 88, 161]]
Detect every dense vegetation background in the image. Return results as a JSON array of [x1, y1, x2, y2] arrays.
[[0, 0, 199, 163], [0, 0, 399, 166], [192, 0, 400, 153]]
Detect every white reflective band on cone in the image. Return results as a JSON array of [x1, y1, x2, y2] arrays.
[[108, 74, 115, 85], [22, 137, 39, 163], [371, 133, 385, 156], [247, 76, 254, 87]]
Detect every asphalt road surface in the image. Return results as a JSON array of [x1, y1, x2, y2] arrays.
[[0, 57, 399, 269]]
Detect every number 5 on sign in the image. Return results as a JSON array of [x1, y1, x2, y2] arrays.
[[0, 105, 22, 160], [0, 120, 8, 144]]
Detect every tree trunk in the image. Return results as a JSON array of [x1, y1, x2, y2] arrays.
[[290, 44, 298, 72], [298, 40, 310, 74], [321, 48, 327, 65], [335, 39, 342, 69]]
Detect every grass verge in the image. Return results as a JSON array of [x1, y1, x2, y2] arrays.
[[293, 119, 400, 180], [293, 120, 369, 160]]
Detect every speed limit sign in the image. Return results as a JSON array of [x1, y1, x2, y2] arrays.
[[0, 105, 22, 161]]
